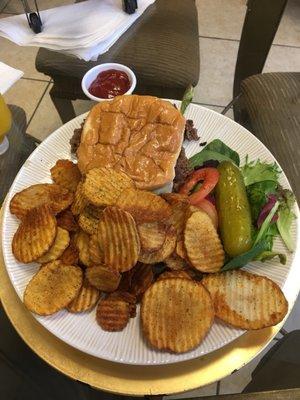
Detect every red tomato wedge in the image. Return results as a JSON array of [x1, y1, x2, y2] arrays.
[[179, 168, 219, 205]]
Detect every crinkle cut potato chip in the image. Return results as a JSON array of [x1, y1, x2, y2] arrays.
[[130, 263, 154, 300], [37, 227, 70, 263], [202, 270, 288, 330], [137, 222, 167, 253], [71, 182, 88, 216], [10, 183, 73, 220], [50, 159, 82, 192], [184, 210, 225, 273], [109, 291, 137, 318], [24, 261, 83, 316], [157, 270, 192, 281], [138, 224, 176, 264], [85, 264, 121, 292], [83, 167, 135, 207], [12, 204, 57, 263], [116, 188, 172, 224], [56, 209, 78, 232], [96, 296, 130, 332], [161, 192, 189, 206], [141, 278, 214, 353], [59, 241, 79, 265], [74, 230, 91, 267], [67, 278, 100, 313], [165, 252, 188, 270], [97, 206, 140, 272], [89, 234, 103, 264], [78, 206, 101, 235]]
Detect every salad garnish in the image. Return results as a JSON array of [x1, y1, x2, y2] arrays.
[[184, 139, 297, 269]]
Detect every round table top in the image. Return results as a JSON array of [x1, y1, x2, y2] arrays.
[[0, 207, 288, 396]]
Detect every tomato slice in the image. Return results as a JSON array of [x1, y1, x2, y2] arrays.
[[179, 168, 219, 205], [194, 198, 218, 228]]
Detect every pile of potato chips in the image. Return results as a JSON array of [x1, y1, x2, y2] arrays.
[[10, 161, 288, 354]]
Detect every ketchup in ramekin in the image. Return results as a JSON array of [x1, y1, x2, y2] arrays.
[[88, 69, 131, 99]]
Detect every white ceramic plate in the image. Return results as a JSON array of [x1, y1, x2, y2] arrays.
[[2, 103, 299, 365]]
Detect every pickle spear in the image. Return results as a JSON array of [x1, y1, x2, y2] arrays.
[[215, 161, 252, 257]]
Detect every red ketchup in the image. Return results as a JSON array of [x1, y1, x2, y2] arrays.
[[88, 69, 131, 99]]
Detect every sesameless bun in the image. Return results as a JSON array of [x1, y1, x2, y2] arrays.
[[77, 95, 185, 190]]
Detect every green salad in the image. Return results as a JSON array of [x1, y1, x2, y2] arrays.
[[187, 139, 296, 270]]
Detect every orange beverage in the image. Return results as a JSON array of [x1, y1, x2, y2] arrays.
[[0, 93, 12, 144]]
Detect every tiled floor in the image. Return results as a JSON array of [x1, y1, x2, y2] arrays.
[[0, 0, 300, 397]]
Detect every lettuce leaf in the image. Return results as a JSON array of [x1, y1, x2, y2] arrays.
[[276, 191, 296, 252], [254, 201, 280, 245], [180, 85, 194, 115], [189, 139, 240, 168], [222, 240, 267, 271], [241, 158, 281, 186], [255, 251, 286, 265], [247, 180, 278, 222]]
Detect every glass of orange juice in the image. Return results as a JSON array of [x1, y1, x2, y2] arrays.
[[0, 93, 11, 155]]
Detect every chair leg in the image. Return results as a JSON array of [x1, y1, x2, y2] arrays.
[[49, 88, 76, 124], [233, 0, 287, 98]]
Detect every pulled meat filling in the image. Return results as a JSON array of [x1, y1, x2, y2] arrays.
[[172, 148, 192, 192], [184, 119, 199, 141], [70, 121, 85, 154]]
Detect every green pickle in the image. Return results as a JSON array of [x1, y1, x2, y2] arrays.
[[215, 161, 252, 257]]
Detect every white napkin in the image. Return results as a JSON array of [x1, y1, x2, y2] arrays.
[[0, 0, 155, 61], [0, 61, 24, 94]]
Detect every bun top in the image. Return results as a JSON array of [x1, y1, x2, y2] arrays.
[[77, 95, 185, 190]]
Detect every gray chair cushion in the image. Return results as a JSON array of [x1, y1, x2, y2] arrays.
[[239, 72, 300, 199], [36, 0, 199, 99]]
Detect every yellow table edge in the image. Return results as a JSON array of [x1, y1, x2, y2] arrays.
[[0, 206, 298, 397]]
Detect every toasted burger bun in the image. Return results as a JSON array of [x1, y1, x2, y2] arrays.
[[77, 95, 185, 190]]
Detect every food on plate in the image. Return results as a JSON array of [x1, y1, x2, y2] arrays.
[[71, 182, 88, 216], [12, 204, 57, 263], [137, 222, 167, 253], [89, 234, 103, 264], [157, 270, 192, 281], [179, 167, 219, 205], [215, 161, 252, 257], [10, 183, 73, 220], [165, 252, 188, 270], [129, 263, 154, 300], [85, 264, 121, 292], [141, 278, 214, 353], [67, 278, 100, 313], [109, 291, 137, 318], [161, 192, 189, 206], [88, 69, 131, 99], [24, 261, 83, 316], [97, 206, 140, 272], [50, 159, 82, 192], [37, 227, 70, 263], [83, 167, 135, 207], [116, 188, 172, 224], [56, 209, 79, 232], [173, 148, 193, 192], [76, 95, 185, 190], [184, 210, 225, 273], [96, 296, 130, 331], [59, 241, 79, 265], [78, 206, 100, 235], [74, 230, 91, 267], [202, 270, 288, 329], [8, 96, 296, 356], [138, 224, 176, 264], [193, 199, 218, 228]]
